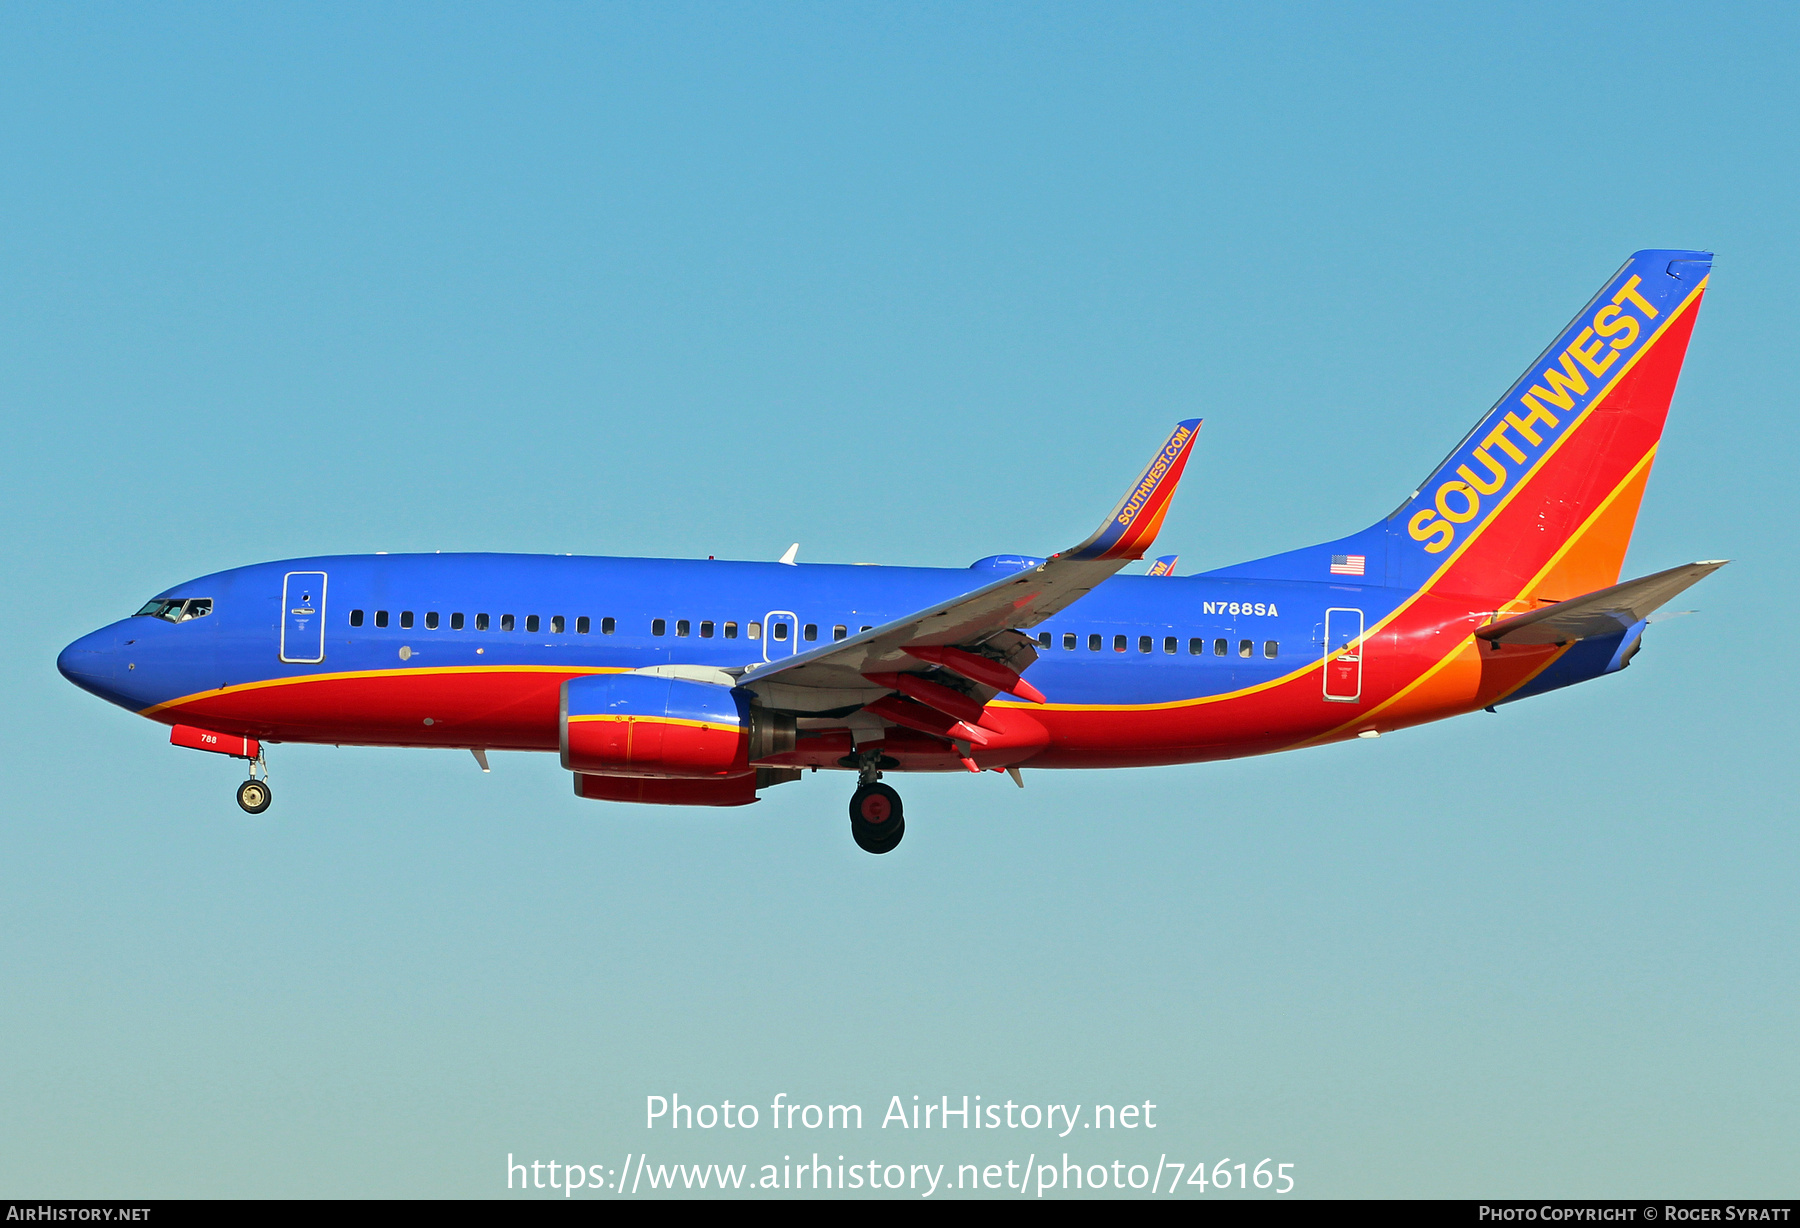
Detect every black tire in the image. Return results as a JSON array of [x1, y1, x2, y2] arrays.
[[851, 814, 905, 854], [849, 783, 904, 854], [237, 779, 272, 814]]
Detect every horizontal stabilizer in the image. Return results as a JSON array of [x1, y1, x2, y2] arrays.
[[1476, 560, 1728, 646]]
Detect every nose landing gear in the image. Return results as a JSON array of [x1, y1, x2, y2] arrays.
[[237, 778, 272, 813], [236, 753, 272, 814], [841, 748, 904, 854]]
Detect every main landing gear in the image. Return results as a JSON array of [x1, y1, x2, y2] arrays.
[[849, 783, 903, 854], [236, 753, 272, 814], [841, 749, 904, 854]]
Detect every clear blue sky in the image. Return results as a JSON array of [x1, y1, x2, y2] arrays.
[[3, 2, 1795, 1198]]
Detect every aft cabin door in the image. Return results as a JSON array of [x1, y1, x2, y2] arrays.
[[1323, 607, 1363, 703], [280, 571, 327, 664], [763, 610, 798, 663]]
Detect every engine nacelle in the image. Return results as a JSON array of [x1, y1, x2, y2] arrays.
[[574, 768, 803, 807], [560, 673, 794, 779], [574, 772, 760, 807]]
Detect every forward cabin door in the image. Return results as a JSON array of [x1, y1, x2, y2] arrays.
[[280, 571, 328, 664], [1322, 606, 1363, 702]]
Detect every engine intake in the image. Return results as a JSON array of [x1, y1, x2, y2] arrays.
[[560, 673, 794, 779]]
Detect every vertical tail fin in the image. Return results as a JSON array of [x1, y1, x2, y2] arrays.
[[1389, 249, 1710, 601], [1210, 250, 1710, 602]]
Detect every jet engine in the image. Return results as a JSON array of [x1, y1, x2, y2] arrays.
[[560, 672, 795, 779], [573, 770, 800, 807]]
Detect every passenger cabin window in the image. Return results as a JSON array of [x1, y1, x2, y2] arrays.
[[1239, 639, 1253, 657], [1064, 632, 1077, 650], [1113, 634, 1127, 652], [803, 624, 817, 641], [501, 614, 515, 632], [451, 613, 465, 630], [773, 623, 789, 642], [426, 612, 439, 630], [550, 615, 564, 634], [526, 615, 540, 633], [1038, 632, 1052, 648], [350, 609, 365, 627], [1164, 636, 1177, 654], [400, 611, 414, 629], [748, 622, 762, 640], [724, 622, 738, 639], [600, 617, 614, 634], [1189, 637, 1203, 655], [652, 619, 666, 636], [676, 620, 690, 637], [476, 613, 490, 631], [375, 610, 389, 628], [1213, 638, 1227, 656], [1264, 640, 1279, 658], [834, 625, 848, 642], [1138, 635, 1152, 653], [860, 625, 873, 632], [576, 616, 590, 634], [1088, 633, 1102, 651], [700, 621, 714, 638]]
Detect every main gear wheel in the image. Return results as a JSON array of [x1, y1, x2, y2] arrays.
[[848, 782, 904, 854]]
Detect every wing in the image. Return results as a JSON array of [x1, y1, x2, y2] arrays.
[[1475, 560, 1728, 646], [736, 419, 1201, 729]]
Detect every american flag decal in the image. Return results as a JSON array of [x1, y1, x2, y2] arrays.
[[1330, 554, 1366, 576]]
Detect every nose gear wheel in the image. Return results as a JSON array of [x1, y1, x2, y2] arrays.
[[237, 778, 272, 814]]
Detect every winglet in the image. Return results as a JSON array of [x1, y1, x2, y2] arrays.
[[1145, 554, 1179, 577], [1066, 419, 1201, 561]]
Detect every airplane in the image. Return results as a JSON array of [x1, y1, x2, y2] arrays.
[[58, 249, 1725, 854]]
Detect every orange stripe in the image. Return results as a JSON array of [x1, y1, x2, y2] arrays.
[[140, 664, 630, 718], [567, 714, 741, 734], [1289, 442, 1669, 746]]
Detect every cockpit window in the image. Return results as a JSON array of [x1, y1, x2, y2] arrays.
[[134, 598, 212, 623]]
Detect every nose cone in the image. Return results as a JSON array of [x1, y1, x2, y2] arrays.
[[58, 626, 122, 698]]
